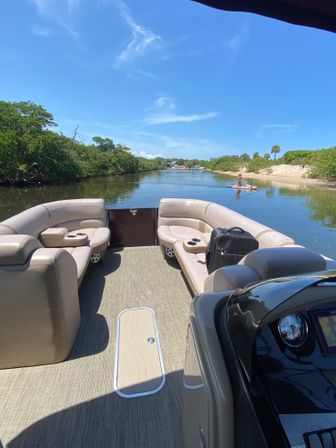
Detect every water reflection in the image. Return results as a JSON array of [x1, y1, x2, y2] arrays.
[[278, 186, 336, 228], [0, 170, 335, 259], [0, 172, 150, 221], [265, 186, 275, 199]]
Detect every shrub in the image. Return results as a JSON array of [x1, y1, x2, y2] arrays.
[[245, 157, 270, 173], [206, 156, 241, 172], [309, 147, 336, 181], [283, 150, 314, 165]]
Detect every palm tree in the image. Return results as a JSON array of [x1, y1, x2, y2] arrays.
[[271, 145, 281, 160]]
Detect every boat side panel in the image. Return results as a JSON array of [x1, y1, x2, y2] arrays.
[[182, 292, 234, 448]]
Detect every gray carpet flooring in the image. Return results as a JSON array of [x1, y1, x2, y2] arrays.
[[0, 247, 192, 448]]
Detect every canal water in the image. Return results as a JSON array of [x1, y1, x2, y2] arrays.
[[0, 169, 335, 259]]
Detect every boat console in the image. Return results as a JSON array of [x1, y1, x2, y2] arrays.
[[183, 271, 336, 448]]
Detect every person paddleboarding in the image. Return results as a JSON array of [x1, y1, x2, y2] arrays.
[[233, 173, 257, 190], [237, 173, 243, 187]]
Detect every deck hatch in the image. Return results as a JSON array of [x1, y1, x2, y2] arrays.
[[114, 307, 165, 398]]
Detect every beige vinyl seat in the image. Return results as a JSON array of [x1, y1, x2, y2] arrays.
[[173, 241, 208, 294], [0, 199, 110, 283], [44, 199, 110, 257], [158, 198, 297, 294], [158, 198, 294, 252], [0, 199, 110, 368], [62, 246, 92, 283], [73, 227, 111, 254], [204, 246, 327, 292], [0, 235, 80, 369], [158, 199, 213, 254], [159, 225, 206, 249], [158, 198, 332, 295]]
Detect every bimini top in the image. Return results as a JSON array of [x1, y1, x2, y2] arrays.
[[192, 0, 336, 33]]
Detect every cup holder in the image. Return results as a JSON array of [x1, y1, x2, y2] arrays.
[[68, 234, 76, 238], [76, 232, 86, 236], [187, 241, 197, 246], [192, 238, 201, 242]]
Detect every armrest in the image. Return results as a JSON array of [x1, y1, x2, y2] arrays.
[[40, 228, 88, 247], [0, 235, 42, 265]]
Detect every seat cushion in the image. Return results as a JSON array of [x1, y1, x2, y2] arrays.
[[174, 241, 208, 295], [158, 225, 205, 248], [63, 246, 92, 285], [72, 227, 110, 252]]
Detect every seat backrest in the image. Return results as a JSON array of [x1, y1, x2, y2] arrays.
[[257, 230, 295, 248], [45, 199, 107, 230], [158, 198, 211, 220], [0, 205, 51, 238], [205, 203, 295, 247], [158, 198, 212, 231], [158, 199, 295, 248], [241, 246, 326, 278], [0, 199, 107, 238], [205, 203, 270, 238]]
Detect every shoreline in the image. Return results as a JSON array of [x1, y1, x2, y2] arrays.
[[211, 166, 336, 189]]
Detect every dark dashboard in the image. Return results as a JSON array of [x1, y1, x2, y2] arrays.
[[216, 273, 336, 448]]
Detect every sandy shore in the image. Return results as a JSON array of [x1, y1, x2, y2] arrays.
[[212, 164, 336, 189]]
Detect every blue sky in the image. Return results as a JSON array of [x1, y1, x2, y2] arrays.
[[1, 0, 335, 159]]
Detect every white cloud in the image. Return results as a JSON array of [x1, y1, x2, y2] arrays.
[[143, 95, 218, 126], [131, 68, 157, 79], [134, 131, 233, 159], [145, 96, 176, 112], [112, 0, 162, 65], [256, 123, 298, 138], [29, 0, 79, 38], [144, 112, 218, 126], [133, 150, 163, 159], [56, 117, 234, 159], [227, 21, 249, 58], [30, 0, 80, 21], [32, 25, 53, 37]]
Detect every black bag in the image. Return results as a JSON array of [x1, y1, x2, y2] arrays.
[[206, 227, 259, 274]]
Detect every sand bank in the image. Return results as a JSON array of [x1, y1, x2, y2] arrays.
[[212, 164, 335, 189]]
